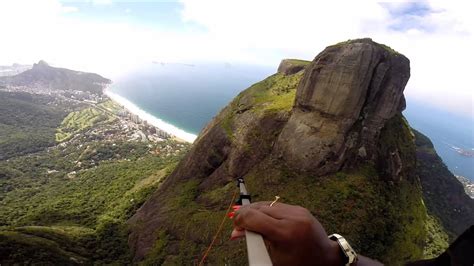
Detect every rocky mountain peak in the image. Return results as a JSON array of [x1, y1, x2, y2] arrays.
[[277, 59, 310, 75], [275, 38, 410, 175], [0, 61, 110, 95], [128, 39, 420, 263], [33, 60, 50, 68]]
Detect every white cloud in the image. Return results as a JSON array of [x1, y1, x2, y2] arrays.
[[91, 0, 113, 5], [61, 6, 79, 13], [0, 0, 198, 77], [0, 0, 472, 117], [180, 0, 473, 118]]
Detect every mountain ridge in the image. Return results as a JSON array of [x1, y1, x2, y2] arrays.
[[414, 130, 474, 238], [126, 39, 473, 264], [0, 61, 110, 95], [0, 40, 472, 265]]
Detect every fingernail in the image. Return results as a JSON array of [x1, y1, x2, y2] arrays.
[[232, 205, 241, 210], [227, 212, 235, 218]]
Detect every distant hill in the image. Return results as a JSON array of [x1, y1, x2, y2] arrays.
[[0, 63, 31, 77], [0, 61, 110, 95]]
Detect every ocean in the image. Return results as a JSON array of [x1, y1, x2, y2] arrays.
[[404, 100, 474, 182], [107, 62, 274, 141], [108, 63, 473, 182]]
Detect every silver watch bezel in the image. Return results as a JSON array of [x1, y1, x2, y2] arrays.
[[328, 233, 358, 266]]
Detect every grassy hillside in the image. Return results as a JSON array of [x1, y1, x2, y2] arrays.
[[0, 138, 188, 264], [0, 91, 67, 160], [222, 72, 302, 138]]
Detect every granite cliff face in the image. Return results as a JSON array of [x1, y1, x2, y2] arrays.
[[276, 40, 410, 176], [128, 39, 470, 264]]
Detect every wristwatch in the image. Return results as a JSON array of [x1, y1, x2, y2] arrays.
[[328, 234, 358, 266]]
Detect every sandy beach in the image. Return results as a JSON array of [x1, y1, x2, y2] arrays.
[[104, 88, 197, 143]]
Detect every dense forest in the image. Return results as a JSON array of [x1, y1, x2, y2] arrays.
[[0, 139, 188, 264], [0, 91, 67, 160], [0, 92, 190, 264]]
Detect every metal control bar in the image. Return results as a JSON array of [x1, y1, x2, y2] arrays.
[[237, 178, 273, 266]]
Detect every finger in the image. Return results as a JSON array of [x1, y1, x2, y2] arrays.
[[249, 201, 299, 211], [248, 201, 301, 219], [254, 206, 288, 219], [230, 228, 245, 240], [244, 202, 286, 219], [232, 205, 241, 211], [233, 207, 283, 242]]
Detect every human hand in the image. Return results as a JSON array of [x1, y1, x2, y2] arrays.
[[230, 201, 344, 266]]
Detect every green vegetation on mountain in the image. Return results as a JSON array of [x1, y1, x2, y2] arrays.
[[0, 91, 67, 160], [56, 101, 118, 142], [0, 90, 190, 264], [245, 163, 427, 262], [222, 72, 302, 138], [0, 137, 188, 264], [130, 113, 430, 265], [0, 226, 93, 265], [283, 58, 311, 66], [422, 215, 449, 258], [249, 72, 302, 113], [413, 129, 474, 239], [129, 39, 470, 265], [2, 39, 472, 265]]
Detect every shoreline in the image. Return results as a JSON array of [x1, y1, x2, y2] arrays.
[[104, 88, 197, 143], [455, 175, 474, 199]]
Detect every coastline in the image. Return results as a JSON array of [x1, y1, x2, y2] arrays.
[[104, 87, 197, 143], [455, 175, 474, 199]]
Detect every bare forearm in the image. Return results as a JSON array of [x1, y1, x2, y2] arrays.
[[357, 255, 384, 266]]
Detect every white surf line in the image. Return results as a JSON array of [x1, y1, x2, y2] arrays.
[[104, 88, 197, 143]]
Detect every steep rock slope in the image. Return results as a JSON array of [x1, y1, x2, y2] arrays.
[[128, 39, 453, 264], [0, 61, 110, 94], [414, 130, 474, 238]]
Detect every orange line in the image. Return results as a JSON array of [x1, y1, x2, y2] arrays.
[[198, 190, 238, 266]]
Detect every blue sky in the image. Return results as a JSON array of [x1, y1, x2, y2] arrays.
[[382, 1, 437, 32], [0, 0, 472, 119], [61, 1, 439, 33], [63, 1, 201, 31], [64, 1, 444, 36], [61, 1, 442, 33]]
